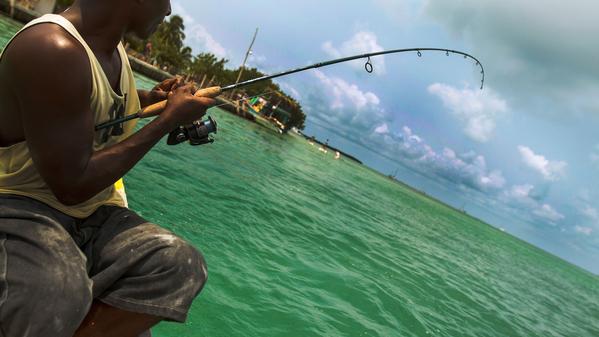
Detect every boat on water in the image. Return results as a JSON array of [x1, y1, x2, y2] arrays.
[[245, 99, 289, 134]]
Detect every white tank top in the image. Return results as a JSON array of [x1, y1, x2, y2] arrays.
[[0, 14, 141, 218]]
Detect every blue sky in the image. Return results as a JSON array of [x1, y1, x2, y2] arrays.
[[170, 0, 599, 274]]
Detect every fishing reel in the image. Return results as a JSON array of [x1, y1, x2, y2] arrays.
[[167, 116, 218, 146]]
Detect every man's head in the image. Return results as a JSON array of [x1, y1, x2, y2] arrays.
[[128, 0, 172, 39]]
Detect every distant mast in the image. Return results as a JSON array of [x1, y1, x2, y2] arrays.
[[230, 27, 259, 99]]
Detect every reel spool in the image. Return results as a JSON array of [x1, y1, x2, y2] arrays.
[[167, 116, 218, 146]]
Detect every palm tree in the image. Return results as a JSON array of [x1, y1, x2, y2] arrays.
[[187, 53, 229, 81], [149, 15, 190, 73]]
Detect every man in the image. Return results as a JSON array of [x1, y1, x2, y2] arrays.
[[0, 1, 218, 336]]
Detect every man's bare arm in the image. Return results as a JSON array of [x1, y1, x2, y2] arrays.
[[6, 25, 214, 205]]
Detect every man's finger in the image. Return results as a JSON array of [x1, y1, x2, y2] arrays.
[[193, 96, 217, 106], [157, 77, 182, 92], [153, 78, 174, 92], [153, 91, 169, 100], [169, 77, 184, 91], [177, 83, 195, 94], [161, 77, 178, 89]]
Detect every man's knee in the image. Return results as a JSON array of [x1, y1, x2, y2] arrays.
[[158, 235, 208, 296], [89, 223, 208, 321]]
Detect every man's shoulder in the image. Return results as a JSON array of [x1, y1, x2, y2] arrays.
[[11, 23, 85, 59], [2, 22, 91, 95]]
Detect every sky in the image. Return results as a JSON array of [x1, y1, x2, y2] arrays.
[[169, 0, 599, 274]]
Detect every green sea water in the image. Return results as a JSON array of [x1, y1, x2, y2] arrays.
[[2, 15, 599, 337]]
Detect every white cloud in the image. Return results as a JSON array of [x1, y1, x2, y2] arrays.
[[590, 144, 599, 166], [169, 2, 228, 58], [171, 3, 228, 59], [370, 126, 506, 192], [575, 226, 593, 236], [312, 70, 380, 110], [321, 42, 340, 58], [302, 70, 387, 133], [509, 184, 534, 198], [172, 1, 196, 25], [424, 0, 599, 117], [579, 205, 599, 234], [506, 184, 536, 205], [246, 53, 268, 69], [503, 184, 566, 223], [517, 146, 567, 181], [533, 204, 565, 222], [478, 170, 506, 190], [278, 82, 302, 100], [322, 31, 386, 74], [374, 123, 389, 134], [582, 206, 599, 221], [428, 83, 508, 142], [186, 24, 228, 59]]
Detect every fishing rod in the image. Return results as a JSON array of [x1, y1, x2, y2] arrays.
[[96, 48, 485, 144], [221, 47, 485, 91], [96, 90, 278, 146], [94, 90, 275, 131]]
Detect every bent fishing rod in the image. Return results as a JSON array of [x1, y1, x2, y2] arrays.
[[96, 48, 485, 144]]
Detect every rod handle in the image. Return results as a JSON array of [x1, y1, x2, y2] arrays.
[[138, 86, 222, 118]]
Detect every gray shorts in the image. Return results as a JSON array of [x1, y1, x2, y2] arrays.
[[0, 194, 208, 337]]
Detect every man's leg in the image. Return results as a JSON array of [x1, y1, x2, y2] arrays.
[[74, 301, 159, 337], [0, 200, 93, 337], [77, 206, 208, 336]]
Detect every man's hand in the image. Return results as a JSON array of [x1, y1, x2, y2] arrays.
[[150, 77, 183, 101], [138, 77, 184, 108], [159, 84, 217, 130]]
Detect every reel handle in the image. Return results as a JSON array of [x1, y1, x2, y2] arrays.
[[138, 86, 222, 119]]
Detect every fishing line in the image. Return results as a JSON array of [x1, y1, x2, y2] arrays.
[[95, 47, 484, 131]]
